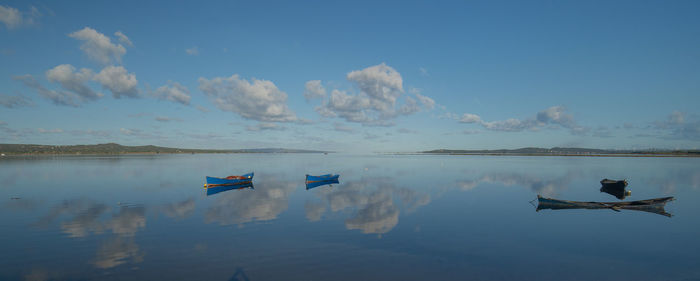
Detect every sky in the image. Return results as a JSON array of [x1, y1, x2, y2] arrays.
[[1, 0, 699, 152]]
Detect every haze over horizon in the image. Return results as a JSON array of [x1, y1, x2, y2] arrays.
[[1, 1, 699, 152]]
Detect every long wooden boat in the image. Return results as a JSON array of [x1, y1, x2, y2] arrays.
[[305, 174, 339, 183], [306, 178, 339, 190], [536, 195, 674, 217], [206, 182, 254, 196], [204, 172, 253, 188]]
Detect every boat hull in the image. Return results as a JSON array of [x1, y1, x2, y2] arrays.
[[600, 179, 627, 188], [306, 174, 339, 183], [205, 172, 254, 188]]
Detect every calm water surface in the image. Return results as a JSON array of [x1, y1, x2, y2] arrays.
[[1, 154, 699, 280]]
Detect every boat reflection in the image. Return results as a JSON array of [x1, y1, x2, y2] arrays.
[[600, 184, 631, 200], [306, 179, 339, 190], [206, 182, 254, 196], [600, 178, 630, 199], [536, 195, 674, 217]]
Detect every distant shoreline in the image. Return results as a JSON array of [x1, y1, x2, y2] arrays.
[[416, 152, 699, 158], [1, 143, 698, 157], [417, 147, 699, 157], [0, 143, 329, 156]]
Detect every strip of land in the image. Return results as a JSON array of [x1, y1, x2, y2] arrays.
[[0, 143, 329, 155], [422, 147, 699, 157]]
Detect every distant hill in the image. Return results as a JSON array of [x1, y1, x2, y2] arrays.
[[234, 148, 329, 153], [0, 143, 329, 155], [422, 147, 700, 156]]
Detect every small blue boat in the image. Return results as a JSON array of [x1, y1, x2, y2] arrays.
[[305, 174, 339, 183], [207, 182, 254, 196], [204, 172, 254, 188]]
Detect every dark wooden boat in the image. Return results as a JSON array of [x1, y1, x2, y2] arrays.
[[536, 195, 674, 217], [600, 178, 627, 188]]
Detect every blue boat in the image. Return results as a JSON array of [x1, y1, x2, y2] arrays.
[[207, 182, 254, 196], [305, 174, 339, 183], [204, 172, 254, 188], [306, 178, 339, 190]]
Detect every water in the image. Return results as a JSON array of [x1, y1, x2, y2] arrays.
[[1, 154, 699, 281]]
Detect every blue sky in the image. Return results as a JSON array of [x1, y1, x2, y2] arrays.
[[1, 0, 698, 152]]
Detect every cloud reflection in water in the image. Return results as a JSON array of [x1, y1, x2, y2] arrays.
[[205, 179, 296, 226], [35, 199, 148, 269], [160, 197, 196, 219], [92, 236, 144, 269], [455, 172, 575, 196], [306, 179, 430, 234]]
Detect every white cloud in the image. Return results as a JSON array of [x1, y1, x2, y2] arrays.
[[46, 64, 102, 102], [153, 81, 190, 105], [459, 106, 587, 134], [0, 94, 33, 108], [0, 5, 21, 28], [37, 128, 63, 133], [114, 31, 133, 47], [13, 74, 80, 107], [198, 74, 297, 122], [415, 93, 435, 109], [397, 128, 417, 134], [347, 63, 403, 112], [536, 105, 575, 128], [155, 116, 181, 122], [652, 111, 700, 140], [304, 80, 326, 100], [399, 96, 422, 115], [185, 47, 199, 56], [668, 111, 685, 125], [0, 5, 40, 29], [315, 63, 434, 126], [94, 66, 139, 98], [246, 122, 286, 131], [120, 128, 139, 136], [419, 67, 429, 77], [317, 89, 375, 123], [69, 27, 127, 65], [482, 118, 535, 132], [333, 122, 355, 133], [459, 113, 482, 124]]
